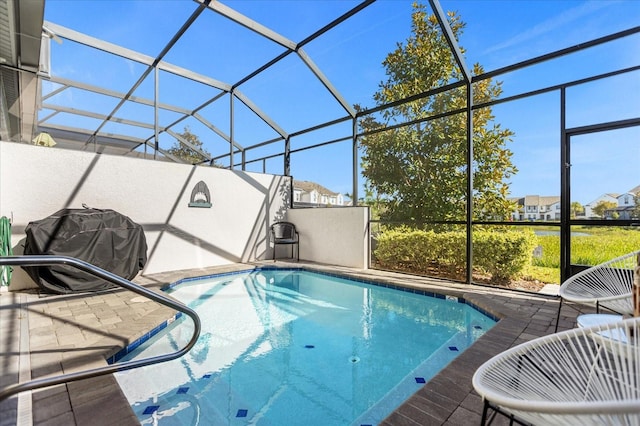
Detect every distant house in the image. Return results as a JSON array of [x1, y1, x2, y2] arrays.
[[510, 195, 560, 221], [293, 180, 345, 207], [510, 184, 639, 221], [584, 193, 619, 219], [610, 184, 640, 220]]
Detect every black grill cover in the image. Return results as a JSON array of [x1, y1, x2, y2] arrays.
[[23, 208, 147, 294]]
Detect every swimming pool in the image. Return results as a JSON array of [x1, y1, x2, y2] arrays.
[[114, 268, 496, 425]]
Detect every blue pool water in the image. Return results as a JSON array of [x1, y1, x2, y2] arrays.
[[114, 269, 495, 425]]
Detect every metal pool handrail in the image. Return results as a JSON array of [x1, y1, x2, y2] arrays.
[[0, 255, 201, 402]]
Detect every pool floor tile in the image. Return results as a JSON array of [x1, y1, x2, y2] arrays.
[[142, 406, 159, 415]]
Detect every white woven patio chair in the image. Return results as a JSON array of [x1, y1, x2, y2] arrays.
[[473, 317, 640, 426], [555, 250, 639, 332]]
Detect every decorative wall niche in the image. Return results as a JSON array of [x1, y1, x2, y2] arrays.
[[189, 181, 212, 208]]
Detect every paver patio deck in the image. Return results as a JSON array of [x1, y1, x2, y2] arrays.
[[0, 261, 594, 426]]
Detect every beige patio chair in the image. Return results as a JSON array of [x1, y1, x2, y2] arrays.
[[473, 316, 640, 426], [555, 250, 639, 332]]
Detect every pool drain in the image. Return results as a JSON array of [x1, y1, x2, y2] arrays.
[[348, 356, 360, 364]]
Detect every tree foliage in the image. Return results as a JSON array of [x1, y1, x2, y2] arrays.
[[592, 200, 617, 219], [357, 3, 516, 223], [570, 201, 584, 219], [167, 126, 211, 165]]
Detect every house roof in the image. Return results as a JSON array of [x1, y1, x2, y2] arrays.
[[522, 195, 559, 206], [626, 184, 640, 195], [586, 193, 620, 205], [294, 180, 340, 196]]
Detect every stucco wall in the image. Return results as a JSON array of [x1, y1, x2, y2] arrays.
[[0, 141, 290, 289], [286, 207, 369, 269]]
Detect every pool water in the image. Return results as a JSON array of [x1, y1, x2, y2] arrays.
[[114, 269, 495, 425]]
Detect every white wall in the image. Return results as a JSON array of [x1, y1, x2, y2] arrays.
[[0, 141, 290, 289], [286, 207, 369, 269]]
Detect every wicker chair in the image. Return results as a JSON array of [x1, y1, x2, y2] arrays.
[[473, 317, 640, 426], [270, 221, 299, 261], [555, 250, 639, 332]]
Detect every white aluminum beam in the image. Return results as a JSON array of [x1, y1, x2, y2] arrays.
[[233, 89, 288, 138], [44, 21, 156, 66], [44, 21, 232, 92], [47, 76, 193, 115], [156, 61, 231, 92], [297, 48, 355, 117], [200, 0, 297, 51], [41, 103, 155, 130], [41, 82, 67, 101], [165, 128, 212, 161], [40, 122, 146, 146], [192, 111, 245, 150]]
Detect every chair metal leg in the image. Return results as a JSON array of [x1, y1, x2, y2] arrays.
[[481, 399, 490, 426], [554, 297, 564, 332], [482, 400, 532, 426]]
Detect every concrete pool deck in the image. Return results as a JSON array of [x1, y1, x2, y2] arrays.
[[0, 261, 593, 426]]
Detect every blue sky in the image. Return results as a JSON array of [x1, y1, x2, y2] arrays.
[[41, 0, 639, 205]]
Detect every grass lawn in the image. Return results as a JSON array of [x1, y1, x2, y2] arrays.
[[530, 226, 640, 283]]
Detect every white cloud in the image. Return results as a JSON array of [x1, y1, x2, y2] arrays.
[[483, 1, 613, 55]]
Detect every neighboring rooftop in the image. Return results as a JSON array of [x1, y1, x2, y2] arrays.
[[294, 180, 340, 197]]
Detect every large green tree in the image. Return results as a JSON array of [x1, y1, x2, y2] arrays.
[[167, 126, 211, 165], [358, 3, 516, 223]]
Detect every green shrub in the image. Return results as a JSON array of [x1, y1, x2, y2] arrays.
[[473, 229, 537, 283], [375, 227, 537, 283]]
